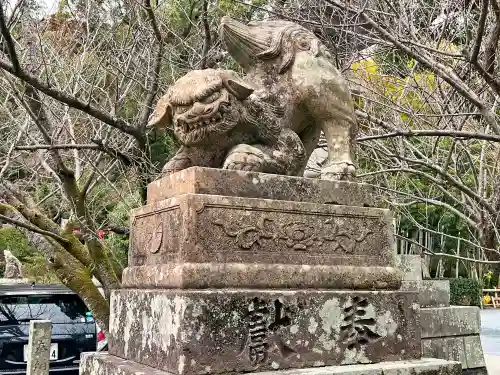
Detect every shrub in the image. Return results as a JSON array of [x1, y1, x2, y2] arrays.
[[449, 278, 481, 307]]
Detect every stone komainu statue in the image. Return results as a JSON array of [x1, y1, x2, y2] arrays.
[[149, 17, 358, 180], [148, 69, 303, 175]]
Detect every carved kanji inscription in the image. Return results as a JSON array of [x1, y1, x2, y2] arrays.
[[340, 296, 382, 350], [240, 298, 297, 366]]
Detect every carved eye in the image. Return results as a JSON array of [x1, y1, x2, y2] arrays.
[[298, 39, 309, 50], [175, 106, 189, 114], [201, 92, 221, 104]]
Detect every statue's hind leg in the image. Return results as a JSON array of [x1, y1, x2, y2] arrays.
[[320, 117, 357, 181]]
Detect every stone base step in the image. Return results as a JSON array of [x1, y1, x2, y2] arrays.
[[421, 306, 480, 339], [422, 336, 486, 370], [81, 353, 462, 375]]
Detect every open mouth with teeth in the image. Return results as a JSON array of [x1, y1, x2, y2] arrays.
[[174, 103, 237, 145]]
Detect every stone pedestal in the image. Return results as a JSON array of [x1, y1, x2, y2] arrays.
[[81, 168, 461, 375], [126, 192, 400, 290]]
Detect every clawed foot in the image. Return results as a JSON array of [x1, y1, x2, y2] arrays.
[[321, 162, 356, 181], [223, 144, 266, 172], [162, 157, 192, 176]]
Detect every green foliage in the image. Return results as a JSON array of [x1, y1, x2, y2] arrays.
[[373, 49, 422, 77], [103, 191, 142, 269], [149, 132, 178, 171], [449, 278, 481, 307], [218, 0, 269, 21], [107, 191, 142, 226], [103, 234, 129, 270], [483, 270, 499, 289], [351, 57, 436, 122], [483, 270, 494, 289]]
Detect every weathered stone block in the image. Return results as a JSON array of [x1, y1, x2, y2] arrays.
[[122, 263, 402, 290], [400, 281, 420, 291], [397, 255, 422, 282], [378, 359, 462, 375], [146, 167, 377, 206], [129, 194, 395, 268], [421, 336, 486, 370], [81, 353, 169, 375], [420, 306, 480, 338], [109, 289, 420, 375], [80, 353, 462, 375], [401, 280, 450, 307], [422, 337, 467, 369], [420, 280, 450, 307], [27, 320, 51, 375], [463, 336, 486, 369]]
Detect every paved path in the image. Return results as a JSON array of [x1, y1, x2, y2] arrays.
[[485, 355, 500, 375], [481, 309, 500, 374]]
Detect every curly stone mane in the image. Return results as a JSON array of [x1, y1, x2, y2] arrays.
[[240, 93, 283, 145]]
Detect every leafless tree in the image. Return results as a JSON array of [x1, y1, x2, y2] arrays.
[[285, 0, 500, 279], [3, 0, 500, 331], [0, 0, 270, 329]]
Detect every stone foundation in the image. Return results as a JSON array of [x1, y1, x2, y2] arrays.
[[398, 255, 488, 374], [421, 306, 481, 338], [109, 289, 421, 375]]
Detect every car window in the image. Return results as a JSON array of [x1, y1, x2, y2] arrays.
[[0, 294, 89, 324]]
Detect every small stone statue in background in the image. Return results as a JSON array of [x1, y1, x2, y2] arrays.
[[4, 250, 23, 279], [220, 16, 358, 180]]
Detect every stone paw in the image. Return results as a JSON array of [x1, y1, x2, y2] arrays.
[[321, 162, 356, 181], [162, 157, 192, 176], [223, 144, 266, 172]]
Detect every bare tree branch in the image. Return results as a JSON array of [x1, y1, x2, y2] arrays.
[[395, 234, 500, 264], [0, 58, 143, 140], [15, 144, 100, 150], [484, 0, 500, 74], [357, 129, 500, 143], [471, 0, 489, 64], [0, 4, 21, 72], [137, 0, 165, 131], [199, 0, 211, 69], [0, 209, 69, 245], [326, 0, 500, 134]]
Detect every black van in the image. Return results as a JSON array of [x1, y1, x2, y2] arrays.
[[0, 284, 97, 375]]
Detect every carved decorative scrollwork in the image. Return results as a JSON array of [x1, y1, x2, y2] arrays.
[[213, 216, 373, 252]]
